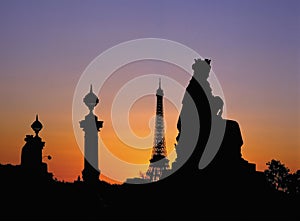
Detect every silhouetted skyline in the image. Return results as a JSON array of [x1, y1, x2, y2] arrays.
[[1, 1, 299, 220], [1, 1, 299, 183], [1, 57, 299, 220]]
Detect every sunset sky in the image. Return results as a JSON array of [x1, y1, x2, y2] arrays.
[[0, 0, 299, 183]]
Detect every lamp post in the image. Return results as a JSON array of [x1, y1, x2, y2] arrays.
[[43, 155, 52, 160]]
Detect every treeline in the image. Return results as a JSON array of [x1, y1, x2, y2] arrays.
[[264, 159, 300, 195]]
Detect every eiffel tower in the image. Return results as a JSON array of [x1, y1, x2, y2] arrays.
[[145, 79, 169, 182]]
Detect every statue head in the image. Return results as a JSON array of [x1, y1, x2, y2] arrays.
[[192, 58, 211, 80]]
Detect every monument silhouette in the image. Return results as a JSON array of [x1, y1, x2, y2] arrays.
[[0, 58, 299, 220], [80, 85, 103, 184], [126, 79, 170, 184], [172, 58, 214, 174], [205, 95, 256, 173], [169, 58, 256, 179], [116, 58, 299, 219], [20, 115, 53, 182], [144, 79, 170, 182]]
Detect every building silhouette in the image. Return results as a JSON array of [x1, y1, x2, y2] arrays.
[[80, 85, 103, 183], [0, 114, 53, 186], [20, 114, 53, 182], [145, 79, 169, 182]]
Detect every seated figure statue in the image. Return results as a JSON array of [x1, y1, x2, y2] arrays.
[[172, 58, 255, 181], [206, 96, 256, 173]]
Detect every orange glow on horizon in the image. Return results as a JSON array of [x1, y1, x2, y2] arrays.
[[0, 60, 299, 184]]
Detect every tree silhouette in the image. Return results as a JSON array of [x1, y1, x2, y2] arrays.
[[287, 170, 300, 195], [264, 159, 290, 192]]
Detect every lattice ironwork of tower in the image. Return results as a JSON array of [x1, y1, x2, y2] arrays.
[[145, 79, 169, 182]]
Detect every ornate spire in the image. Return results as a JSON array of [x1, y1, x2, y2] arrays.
[[31, 114, 43, 136], [83, 84, 99, 112]]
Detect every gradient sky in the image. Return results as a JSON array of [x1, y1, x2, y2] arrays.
[[0, 0, 299, 183]]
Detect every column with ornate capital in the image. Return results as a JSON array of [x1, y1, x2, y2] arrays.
[[80, 85, 103, 183]]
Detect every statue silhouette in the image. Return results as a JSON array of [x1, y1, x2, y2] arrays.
[[172, 58, 214, 176], [172, 58, 256, 179], [202, 96, 255, 174]]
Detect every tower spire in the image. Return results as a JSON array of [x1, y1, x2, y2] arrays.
[[156, 78, 164, 96]]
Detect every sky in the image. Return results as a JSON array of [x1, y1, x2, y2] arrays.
[[0, 0, 299, 183]]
